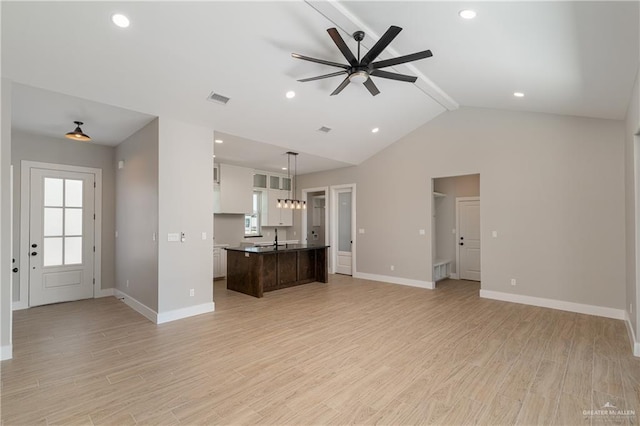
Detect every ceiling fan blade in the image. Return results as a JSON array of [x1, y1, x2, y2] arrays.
[[370, 69, 417, 83], [327, 28, 358, 67], [363, 78, 380, 96], [330, 76, 351, 96], [371, 50, 433, 69], [298, 71, 347, 82], [291, 53, 349, 69], [360, 25, 402, 66]]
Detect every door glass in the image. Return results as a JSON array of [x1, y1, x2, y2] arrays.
[[64, 237, 82, 265], [44, 208, 63, 236], [64, 208, 83, 235], [44, 178, 63, 207], [338, 191, 352, 252], [43, 237, 63, 266], [65, 179, 83, 207]]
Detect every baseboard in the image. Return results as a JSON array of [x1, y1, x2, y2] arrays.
[[12, 300, 28, 311], [354, 272, 435, 290], [449, 273, 459, 279], [1, 344, 12, 360], [625, 310, 640, 357], [114, 289, 158, 323], [157, 302, 215, 324], [95, 288, 114, 298], [480, 289, 625, 320]]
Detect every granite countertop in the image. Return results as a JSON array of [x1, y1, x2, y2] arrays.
[[225, 244, 329, 253]]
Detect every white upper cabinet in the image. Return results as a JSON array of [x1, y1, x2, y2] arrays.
[[213, 163, 253, 214]]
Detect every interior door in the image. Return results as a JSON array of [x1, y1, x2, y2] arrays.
[[336, 188, 352, 275], [29, 168, 95, 306], [458, 198, 480, 281]]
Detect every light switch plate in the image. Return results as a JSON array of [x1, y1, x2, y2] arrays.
[[492, 231, 498, 238], [358, 228, 365, 234], [419, 229, 425, 235], [168, 233, 180, 242], [201, 232, 207, 240]]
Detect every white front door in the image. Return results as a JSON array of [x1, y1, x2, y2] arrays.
[[336, 188, 353, 275], [29, 168, 95, 306], [457, 198, 481, 281]]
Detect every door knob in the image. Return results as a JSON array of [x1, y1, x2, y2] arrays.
[[31, 243, 37, 248], [31, 251, 37, 256], [459, 242, 464, 246], [12, 267, 18, 273], [460, 237, 464, 240]]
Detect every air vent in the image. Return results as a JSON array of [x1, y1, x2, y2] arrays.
[[318, 126, 332, 133], [207, 92, 230, 105]]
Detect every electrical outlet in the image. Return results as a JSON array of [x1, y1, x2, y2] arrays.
[[189, 289, 195, 297], [293, 231, 297, 236], [126, 280, 129, 288], [492, 231, 498, 238], [390, 265, 395, 271], [510, 278, 516, 286]]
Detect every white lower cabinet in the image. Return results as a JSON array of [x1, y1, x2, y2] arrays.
[[214, 245, 228, 279]]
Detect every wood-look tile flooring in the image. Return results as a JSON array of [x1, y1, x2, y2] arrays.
[[2, 276, 639, 425]]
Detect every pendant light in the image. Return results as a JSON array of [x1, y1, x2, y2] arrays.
[[277, 151, 306, 210], [65, 121, 91, 142]]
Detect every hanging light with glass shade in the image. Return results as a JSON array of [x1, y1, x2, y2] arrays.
[[64, 121, 91, 141], [277, 151, 306, 210]]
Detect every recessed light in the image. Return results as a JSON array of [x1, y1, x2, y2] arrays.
[[514, 92, 525, 97], [282, 167, 288, 170], [371, 127, 379, 133], [459, 9, 477, 20], [214, 139, 223, 144], [213, 154, 216, 158], [111, 13, 130, 28], [286, 91, 296, 99]]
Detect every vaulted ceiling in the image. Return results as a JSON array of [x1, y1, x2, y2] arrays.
[[3, 1, 638, 173]]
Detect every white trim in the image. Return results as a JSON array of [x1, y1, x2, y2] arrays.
[[330, 184, 356, 275], [456, 196, 480, 282], [19, 161, 103, 307], [114, 289, 157, 323], [12, 301, 27, 311], [449, 272, 459, 279], [1, 344, 12, 360], [156, 302, 215, 324], [625, 310, 640, 357], [480, 289, 625, 320], [354, 271, 435, 290], [95, 287, 114, 298]]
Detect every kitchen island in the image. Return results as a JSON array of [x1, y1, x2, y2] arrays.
[[225, 244, 329, 298]]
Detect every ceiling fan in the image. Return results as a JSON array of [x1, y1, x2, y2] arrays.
[[292, 26, 433, 96]]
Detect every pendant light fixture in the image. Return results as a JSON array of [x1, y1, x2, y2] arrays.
[[277, 151, 306, 210], [65, 121, 91, 142]]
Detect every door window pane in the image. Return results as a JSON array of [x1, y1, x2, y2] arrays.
[[44, 208, 63, 236], [64, 237, 82, 265], [43, 237, 63, 266], [338, 191, 352, 252], [44, 178, 63, 207], [65, 179, 83, 207], [64, 208, 83, 236]]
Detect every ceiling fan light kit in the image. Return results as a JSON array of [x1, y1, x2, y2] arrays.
[[64, 121, 91, 141], [292, 25, 433, 96]]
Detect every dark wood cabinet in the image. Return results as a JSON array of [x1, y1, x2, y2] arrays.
[[225, 245, 328, 298]]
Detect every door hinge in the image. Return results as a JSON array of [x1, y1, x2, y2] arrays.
[[94, 182, 96, 188], [93, 213, 96, 220], [93, 246, 95, 252], [93, 278, 95, 285]]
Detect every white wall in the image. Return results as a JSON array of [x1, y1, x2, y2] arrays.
[[299, 107, 626, 310], [1, 78, 12, 359], [11, 130, 117, 299], [115, 119, 159, 311], [157, 118, 214, 318]]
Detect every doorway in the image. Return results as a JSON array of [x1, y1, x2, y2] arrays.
[[432, 174, 480, 284], [330, 184, 356, 276], [20, 161, 102, 307]]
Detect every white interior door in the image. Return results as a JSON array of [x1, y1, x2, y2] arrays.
[[336, 188, 353, 275], [29, 168, 95, 306], [457, 198, 480, 281]]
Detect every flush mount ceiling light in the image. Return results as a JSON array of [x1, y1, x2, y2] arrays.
[[111, 13, 130, 28], [286, 91, 296, 99], [64, 121, 91, 142], [514, 92, 525, 97], [459, 9, 477, 19], [277, 152, 306, 210], [371, 127, 379, 133], [214, 139, 223, 144]]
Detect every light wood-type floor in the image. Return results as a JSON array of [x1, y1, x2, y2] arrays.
[[2, 276, 639, 425]]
